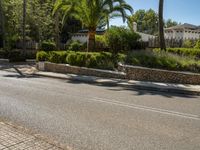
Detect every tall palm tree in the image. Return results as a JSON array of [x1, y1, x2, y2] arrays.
[[53, 0, 133, 51], [0, 1, 5, 48], [158, 0, 166, 50], [22, 0, 27, 54]]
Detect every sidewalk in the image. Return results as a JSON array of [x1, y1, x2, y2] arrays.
[[0, 121, 64, 150], [1, 63, 200, 95]]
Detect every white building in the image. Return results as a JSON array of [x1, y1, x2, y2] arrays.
[[164, 23, 200, 40], [71, 29, 105, 44]]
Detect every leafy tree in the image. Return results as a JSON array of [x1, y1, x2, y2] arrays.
[[128, 9, 158, 35], [53, 0, 133, 51], [165, 19, 178, 28]]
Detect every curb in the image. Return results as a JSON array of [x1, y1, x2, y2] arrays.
[[33, 72, 200, 96]]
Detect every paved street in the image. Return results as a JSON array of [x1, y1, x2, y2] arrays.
[[0, 69, 200, 150]]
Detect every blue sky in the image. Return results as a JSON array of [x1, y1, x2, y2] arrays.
[[110, 0, 200, 26]]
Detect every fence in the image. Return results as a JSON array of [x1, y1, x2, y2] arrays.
[[148, 37, 198, 48]]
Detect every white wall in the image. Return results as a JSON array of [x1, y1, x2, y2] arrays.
[[71, 34, 88, 43], [137, 32, 156, 42]]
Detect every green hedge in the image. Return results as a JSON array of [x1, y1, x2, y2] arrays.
[[154, 48, 200, 58], [37, 50, 200, 73], [126, 50, 200, 73], [40, 41, 56, 51], [36, 51, 122, 70]]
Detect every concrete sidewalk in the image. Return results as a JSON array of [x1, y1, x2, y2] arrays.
[[1, 63, 200, 95], [0, 121, 64, 150], [33, 71, 200, 95]]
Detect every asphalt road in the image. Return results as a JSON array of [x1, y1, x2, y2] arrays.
[[0, 70, 200, 150]]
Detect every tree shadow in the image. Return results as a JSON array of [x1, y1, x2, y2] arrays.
[[0, 63, 38, 79], [66, 77, 199, 99]]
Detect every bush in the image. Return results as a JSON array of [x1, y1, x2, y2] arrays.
[[40, 41, 56, 51], [104, 26, 141, 53], [49, 51, 68, 64], [36, 51, 49, 61], [182, 40, 194, 48], [126, 50, 200, 73], [68, 41, 83, 51], [8, 50, 26, 62], [194, 40, 200, 49], [153, 48, 200, 58], [0, 49, 7, 58]]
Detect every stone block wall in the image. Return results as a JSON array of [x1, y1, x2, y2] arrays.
[[41, 62, 126, 79], [125, 65, 200, 85]]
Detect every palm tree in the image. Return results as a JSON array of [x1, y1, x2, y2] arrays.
[[22, 0, 27, 54], [158, 0, 166, 50], [53, 0, 133, 51], [0, 1, 5, 48]]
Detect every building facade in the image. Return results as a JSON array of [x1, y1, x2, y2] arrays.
[[164, 23, 200, 40]]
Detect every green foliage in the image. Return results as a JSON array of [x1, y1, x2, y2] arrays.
[[40, 41, 56, 51], [154, 48, 200, 58], [126, 50, 200, 73], [183, 40, 194, 48], [36, 51, 49, 61], [49, 51, 68, 63], [68, 41, 83, 51], [128, 9, 158, 35], [104, 26, 141, 53], [37, 51, 119, 70], [0, 49, 7, 58], [194, 40, 200, 49], [165, 19, 178, 28], [8, 50, 26, 62]]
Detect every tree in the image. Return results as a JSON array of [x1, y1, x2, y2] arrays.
[[128, 9, 158, 35], [0, 0, 5, 48], [22, 0, 27, 53], [165, 19, 178, 28], [53, 0, 133, 51], [158, 0, 166, 50]]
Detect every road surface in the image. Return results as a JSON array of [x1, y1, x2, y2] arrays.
[[0, 70, 200, 150]]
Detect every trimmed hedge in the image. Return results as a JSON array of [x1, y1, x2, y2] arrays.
[[37, 50, 200, 73], [40, 41, 56, 51], [36, 51, 121, 70], [154, 48, 200, 58]]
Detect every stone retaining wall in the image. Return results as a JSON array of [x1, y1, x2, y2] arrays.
[[37, 62, 200, 85], [124, 65, 200, 85], [37, 62, 126, 79]]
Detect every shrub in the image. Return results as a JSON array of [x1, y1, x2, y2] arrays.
[[36, 51, 49, 61], [49, 51, 68, 64], [183, 40, 194, 48], [104, 26, 141, 53], [126, 50, 200, 73], [95, 35, 107, 51], [0, 49, 7, 58], [194, 40, 200, 49], [40, 41, 56, 51], [153, 48, 200, 58], [68, 41, 83, 51], [8, 50, 26, 62]]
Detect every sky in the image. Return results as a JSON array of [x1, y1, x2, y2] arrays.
[[110, 0, 200, 26]]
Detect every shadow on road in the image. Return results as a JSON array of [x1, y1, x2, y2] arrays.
[[66, 79, 198, 99], [0, 63, 38, 79]]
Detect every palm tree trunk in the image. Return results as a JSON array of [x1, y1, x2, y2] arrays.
[[0, 1, 5, 48], [158, 0, 166, 50], [54, 12, 60, 50], [87, 29, 96, 52], [22, 0, 27, 54]]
